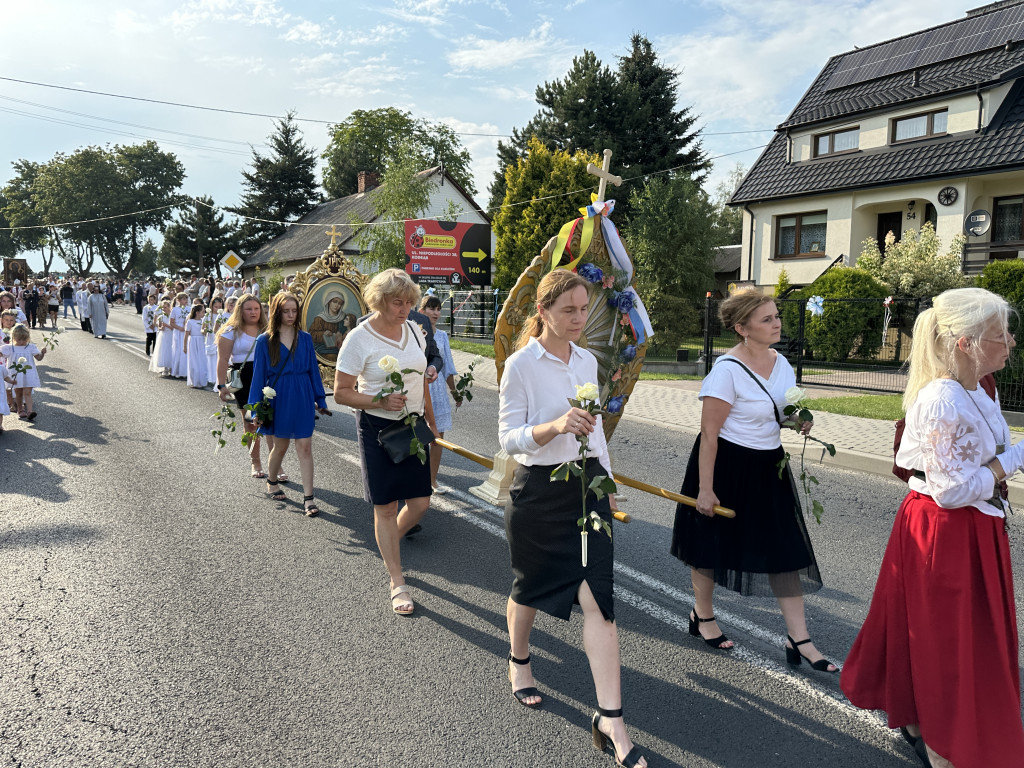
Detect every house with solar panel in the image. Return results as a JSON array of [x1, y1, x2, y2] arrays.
[[730, 0, 1024, 290]]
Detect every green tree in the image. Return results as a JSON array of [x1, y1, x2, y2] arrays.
[[349, 141, 433, 272], [492, 138, 599, 290], [2, 160, 57, 274], [794, 268, 889, 361], [322, 107, 475, 199], [489, 34, 707, 220], [0, 192, 15, 259], [623, 174, 717, 348], [159, 196, 237, 277], [855, 222, 966, 299], [135, 238, 159, 276], [712, 163, 746, 246], [229, 111, 321, 255], [977, 259, 1024, 307]]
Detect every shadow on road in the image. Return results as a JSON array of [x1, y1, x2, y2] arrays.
[[0, 522, 103, 550]]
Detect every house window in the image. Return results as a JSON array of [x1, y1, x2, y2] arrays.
[[993, 196, 1024, 241], [891, 109, 948, 143], [776, 212, 828, 258], [813, 127, 859, 157]]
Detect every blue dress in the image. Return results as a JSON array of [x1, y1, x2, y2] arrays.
[[247, 331, 327, 439]]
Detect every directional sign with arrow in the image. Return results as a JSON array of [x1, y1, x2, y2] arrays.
[[404, 220, 492, 286]]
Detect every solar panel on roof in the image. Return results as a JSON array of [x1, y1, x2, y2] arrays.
[[826, 3, 1024, 90]]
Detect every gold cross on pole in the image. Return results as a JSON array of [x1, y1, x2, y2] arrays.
[[586, 149, 623, 203], [325, 225, 344, 247]]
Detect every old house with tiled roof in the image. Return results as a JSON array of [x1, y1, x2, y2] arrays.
[[731, 0, 1024, 289], [242, 167, 493, 281]]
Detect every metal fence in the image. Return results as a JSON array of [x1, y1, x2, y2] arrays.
[[438, 289, 507, 339]]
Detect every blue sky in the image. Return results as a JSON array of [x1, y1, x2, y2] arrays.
[[1, 0, 971, 271]]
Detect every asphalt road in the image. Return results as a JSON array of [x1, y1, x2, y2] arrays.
[[3, 305, 1023, 768]]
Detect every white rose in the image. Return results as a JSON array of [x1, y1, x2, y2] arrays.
[[575, 382, 599, 402], [17, 357, 27, 365], [472, 355, 484, 365], [378, 355, 399, 374], [262, 386, 276, 399], [784, 386, 806, 405]]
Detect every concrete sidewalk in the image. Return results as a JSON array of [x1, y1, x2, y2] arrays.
[[449, 348, 1024, 505]]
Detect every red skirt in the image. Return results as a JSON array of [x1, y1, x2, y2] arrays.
[[841, 491, 1024, 767]]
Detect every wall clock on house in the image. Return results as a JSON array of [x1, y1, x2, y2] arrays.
[[937, 186, 958, 206]]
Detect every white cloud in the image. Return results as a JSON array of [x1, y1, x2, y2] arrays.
[[431, 116, 503, 203], [283, 20, 326, 44], [299, 58, 407, 99], [346, 23, 407, 47], [488, 84, 533, 102], [167, 0, 292, 31], [195, 53, 267, 75], [291, 52, 341, 73], [447, 20, 568, 71]]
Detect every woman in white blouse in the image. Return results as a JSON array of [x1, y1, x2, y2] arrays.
[[334, 269, 437, 617], [670, 290, 834, 673], [842, 287, 1023, 768], [498, 269, 646, 768]]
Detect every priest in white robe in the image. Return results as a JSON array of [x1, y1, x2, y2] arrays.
[[87, 287, 109, 338]]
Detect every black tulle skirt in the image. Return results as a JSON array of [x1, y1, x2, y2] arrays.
[[670, 435, 822, 598], [505, 460, 615, 621]]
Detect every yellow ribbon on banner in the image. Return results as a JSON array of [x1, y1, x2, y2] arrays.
[[549, 218, 578, 272]]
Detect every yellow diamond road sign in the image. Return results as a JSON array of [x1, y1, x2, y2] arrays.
[[220, 250, 244, 272]]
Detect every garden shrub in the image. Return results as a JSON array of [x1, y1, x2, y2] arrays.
[[793, 267, 889, 362]]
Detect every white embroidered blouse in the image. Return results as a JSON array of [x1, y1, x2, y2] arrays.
[[897, 378, 1023, 518]]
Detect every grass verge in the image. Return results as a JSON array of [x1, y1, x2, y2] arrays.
[[451, 339, 495, 358], [802, 394, 903, 421]]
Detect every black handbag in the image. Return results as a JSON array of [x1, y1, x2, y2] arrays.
[[377, 415, 435, 463]]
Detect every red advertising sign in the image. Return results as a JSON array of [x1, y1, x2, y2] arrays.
[[404, 220, 491, 286]]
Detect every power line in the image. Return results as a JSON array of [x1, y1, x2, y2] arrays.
[[0, 76, 777, 138], [0, 144, 767, 233]]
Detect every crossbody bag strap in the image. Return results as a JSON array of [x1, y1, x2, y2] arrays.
[[719, 357, 783, 425], [267, 335, 296, 391]]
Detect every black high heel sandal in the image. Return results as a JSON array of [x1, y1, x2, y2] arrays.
[[591, 707, 646, 767], [688, 611, 732, 650], [899, 728, 933, 768], [303, 495, 319, 517], [785, 635, 837, 673], [507, 652, 542, 708]]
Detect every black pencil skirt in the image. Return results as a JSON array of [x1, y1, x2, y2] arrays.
[[505, 459, 615, 621], [670, 434, 822, 598], [356, 410, 432, 506]]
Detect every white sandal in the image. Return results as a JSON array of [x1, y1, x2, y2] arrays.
[[390, 585, 414, 616]]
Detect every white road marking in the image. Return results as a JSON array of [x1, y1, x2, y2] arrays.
[[315, 432, 893, 738], [110, 339, 149, 360]]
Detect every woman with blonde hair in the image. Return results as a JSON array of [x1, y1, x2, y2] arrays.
[[334, 268, 437, 616], [498, 269, 646, 768], [670, 289, 834, 672], [842, 287, 1023, 768], [248, 292, 330, 515], [216, 294, 274, 478]]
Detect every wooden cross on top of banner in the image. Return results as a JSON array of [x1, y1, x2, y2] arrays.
[[325, 225, 344, 247], [586, 149, 623, 203]]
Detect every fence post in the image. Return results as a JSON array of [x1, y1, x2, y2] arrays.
[[796, 299, 807, 383], [479, 290, 486, 339], [449, 291, 455, 336], [702, 292, 713, 375]]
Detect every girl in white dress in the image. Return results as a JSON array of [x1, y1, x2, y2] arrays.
[[185, 305, 208, 388], [0, 360, 13, 434], [169, 293, 190, 379], [0, 324, 46, 420], [149, 300, 173, 375], [0, 310, 16, 411], [206, 297, 225, 386]]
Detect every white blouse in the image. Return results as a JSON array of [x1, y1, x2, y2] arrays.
[[897, 378, 1023, 518], [336, 320, 427, 421], [219, 327, 258, 364], [699, 353, 795, 450], [498, 337, 612, 475]]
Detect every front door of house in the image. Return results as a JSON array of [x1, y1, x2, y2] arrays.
[[877, 211, 903, 250]]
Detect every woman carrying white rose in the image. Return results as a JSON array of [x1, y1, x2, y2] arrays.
[[247, 292, 331, 517], [334, 269, 437, 617], [497, 269, 646, 768], [670, 289, 836, 672]]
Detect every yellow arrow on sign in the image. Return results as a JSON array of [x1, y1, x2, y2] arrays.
[[461, 249, 488, 261]]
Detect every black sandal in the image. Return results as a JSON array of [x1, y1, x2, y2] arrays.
[[899, 728, 933, 767], [265, 480, 285, 501], [303, 494, 319, 517], [785, 635, 838, 673], [688, 611, 733, 650], [591, 707, 646, 767], [507, 652, 542, 708]]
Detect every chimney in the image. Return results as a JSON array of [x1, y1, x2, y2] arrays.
[[357, 170, 380, 193]]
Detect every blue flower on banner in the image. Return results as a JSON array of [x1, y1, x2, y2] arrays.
[[577, 262, 604, 283], [621, 344, 637, 362], [614, 291, 635, 314], [606, 395, 626, 414], [807, 295, 825, 317]]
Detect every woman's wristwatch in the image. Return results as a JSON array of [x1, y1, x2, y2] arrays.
[[216, 384, 226, 390]]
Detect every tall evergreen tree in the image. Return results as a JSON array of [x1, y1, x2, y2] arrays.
[[229, 111, 321, 255], [159, 196, 237, 277], [488, 34, 707, 224]]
